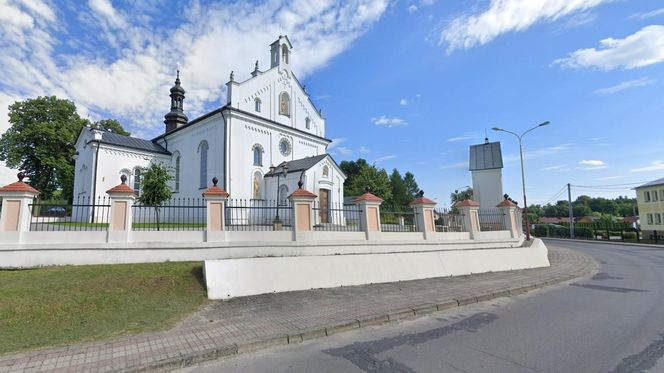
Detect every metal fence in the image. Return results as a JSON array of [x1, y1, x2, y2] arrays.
[[29, 196, 111, 231], [225, 199, 293, 231], [132, 198, 206, 231], [380, 204, 417, 232], [477, 208, 507, 231], [312, 201, 362, 232], [434, 208, 466, 232]]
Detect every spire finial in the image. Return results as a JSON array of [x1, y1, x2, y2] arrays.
[[230, 70, 235, 82], [17, 171, 25, 182], [255, 60, 259, 71]]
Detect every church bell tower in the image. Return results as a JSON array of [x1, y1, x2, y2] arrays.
[[164, 70, 188, 133], [270, 35, 293, 71]]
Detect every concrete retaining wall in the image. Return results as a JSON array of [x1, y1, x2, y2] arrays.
[[204, 239, 550, 299]]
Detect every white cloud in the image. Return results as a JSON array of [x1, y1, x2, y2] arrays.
[[447, 135, 471, 142], [335, 146, 353, 156], [593, 77, 656, 95], [542, 164, 568, 171], [630, 160, 664, 173], [0, 1, 389, 137], [578, 159, 607, 170], [629, 8, 664, 20], [408, 4, 418, 13], [399, 98, 408, 106], [598, 175, 625, 181], [370, 115, 407, 127], [503, 144, 570, 163], [359, 146, 370, 155], [440, 0, 609, 52], [554, 25, 664, 70], [439, 161, 467, 169], [327, 137, 347, 151], [374, 155, 397, 164]]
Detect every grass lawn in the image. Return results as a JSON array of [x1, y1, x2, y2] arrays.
[[0, 262, 208, 355]]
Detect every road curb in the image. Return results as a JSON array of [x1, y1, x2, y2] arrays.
[[122, 253, 597, 372], [543, 238, 664, 249]]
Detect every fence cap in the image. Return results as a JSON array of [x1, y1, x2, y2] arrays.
[[454, 199, 480, 208], [202, 186, 230, 198], [354, 192, 383, 203], [289, 188, 317, 199], [496, 199, 518, 208], [0, 172, 40, 195], [409, 196, 436, 206]]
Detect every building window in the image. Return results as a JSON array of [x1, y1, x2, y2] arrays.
[[252, 171, 262, 199], [279, 92, 290, 117], [654, 190, 660, 202], [660, 190, 664, 201], [255, 98, 261, 112], [645, 191, 651, 202], [322, 165, 329, 178], [199, 140, 209, 188], [252, 144, 263, 166], [647, 214, 653, 224], [282, 44, 289, 64], [305, 117, 310, 129], [133, 167, 141, 197], [656, 213, 663, 225], [278, 184, 289, 205], [174, 154, 181, 192]]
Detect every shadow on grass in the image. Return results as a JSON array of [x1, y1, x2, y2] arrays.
[[190, 265, 206, 290]]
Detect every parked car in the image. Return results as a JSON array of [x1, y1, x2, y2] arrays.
[[43, 206, 66, 217]]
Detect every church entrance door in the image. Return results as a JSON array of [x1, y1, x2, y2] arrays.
[[319, 189, 330, 224]]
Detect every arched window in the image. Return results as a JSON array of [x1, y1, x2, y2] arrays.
[[252, 171, 262, 199], [322, 165, 329, 178], [198, 140, 209, 188], [133, 167, 142, 197], [278, 184, 289, 205], [305, 117, 310, 129], [282, 44, 289, 64], [255, 98, 261, 112], [174, 153, 181, 192], [279, 92, 290, 117], [252, 144, 263, 166]]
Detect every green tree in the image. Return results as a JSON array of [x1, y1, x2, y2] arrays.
[[92, 119, 130, 136], [137, 163, 172, 231], [387, 169, 408, 206], [339, 158, 369, 196], [0, 96, 88, 200], [348, 163, 392, 201], [450, 187, 473, 205], [403, 172, 420, 199]]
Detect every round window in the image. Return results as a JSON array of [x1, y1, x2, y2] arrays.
[[279, 138, 292, 156]]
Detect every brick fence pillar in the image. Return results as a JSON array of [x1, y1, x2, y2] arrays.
[[203, 177, 229, 242], [288, 182, 317, 241], [355, 191, 383, 240], [410, 195, 437, 240], [106, 175, 135, 243], [497, 199, 521, 238], [0, 172, 40, 243], [455, 199, 480, 239]]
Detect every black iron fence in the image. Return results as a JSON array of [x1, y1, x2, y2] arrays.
[[225, 199, 293, 231], [132, 198, 206, 231], [29, 196, 111, 231], [380, 204, 417, 232], [477, 208, 507, 231], [433, 208, 466, 232], [312, 201, 362, 232]]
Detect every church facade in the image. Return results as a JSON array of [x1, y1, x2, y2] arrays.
[[72, 35, 345, 222]]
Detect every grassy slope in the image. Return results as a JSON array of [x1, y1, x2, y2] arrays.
[[0, 262, 207, 355]]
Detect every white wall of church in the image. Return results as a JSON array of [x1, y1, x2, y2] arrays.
[[471, 169, 504, 209]]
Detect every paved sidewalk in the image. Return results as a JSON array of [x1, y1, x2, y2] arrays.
[[0, 245, 597, 372]]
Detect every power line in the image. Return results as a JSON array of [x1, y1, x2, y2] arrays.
[[541, 185, 567, 206]]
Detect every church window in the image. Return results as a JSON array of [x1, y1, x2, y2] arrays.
[[278, 184, 289, 205], [255, 98, 261, 112], [282, 44, 289, 64], [199, 140, 209, 189], [252, 171, 262, 199], [279, 92, 290, 117], [252, 144, 263, 166], [305, 117, 310, 129], [174, 154, 181, 192], [133, 167, 142, 197], [322, 165, 329, 178]]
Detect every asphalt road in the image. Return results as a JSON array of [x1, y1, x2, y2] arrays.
[[180, 241, 664, 373]]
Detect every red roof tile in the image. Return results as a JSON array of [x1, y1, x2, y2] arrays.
[[202, 186, 230, 197], [289, 188, 317, 198], [0, 181, 40, 194], [454, 199, 480, 207], [106, 183, 134, 194], [409, 196, 437, 206], [496, 199, 518, 208], [354, 192, 383, 203]]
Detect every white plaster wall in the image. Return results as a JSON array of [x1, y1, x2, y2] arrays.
[[204, 239, 550, 299], [472, 168, 504, 209]]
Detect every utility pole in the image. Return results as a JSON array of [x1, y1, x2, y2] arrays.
[[568, 183, 574, 239]]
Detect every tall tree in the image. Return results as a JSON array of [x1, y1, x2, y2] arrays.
[[93, 119, 130, 136], [450, 187, 473, 205], [0, 96, 87, 200], [348, 163, 392, 201], [137, 163, 172, 231], [339, 158, 368, 195], [403, 172, 420, 200], [387, 169, 407, 206]]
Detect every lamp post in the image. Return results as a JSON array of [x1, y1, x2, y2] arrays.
[[269, 162, 289, 223], [492, 121, 550, 241]]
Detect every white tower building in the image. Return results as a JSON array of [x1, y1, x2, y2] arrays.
[[469, 139, 504, 209]]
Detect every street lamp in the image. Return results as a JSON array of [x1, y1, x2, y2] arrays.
[[269, 162, 289, 223], [492, 121, 550, 241]]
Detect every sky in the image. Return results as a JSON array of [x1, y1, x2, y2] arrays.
[[1, 0, 663, 208]]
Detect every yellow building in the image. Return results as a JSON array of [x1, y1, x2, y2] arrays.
[[635, 177, 664, 240]]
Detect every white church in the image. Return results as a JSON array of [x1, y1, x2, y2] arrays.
[[72, 35, 345, 222]]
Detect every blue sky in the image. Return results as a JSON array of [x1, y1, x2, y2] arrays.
[[1, 0, 663, 207]]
